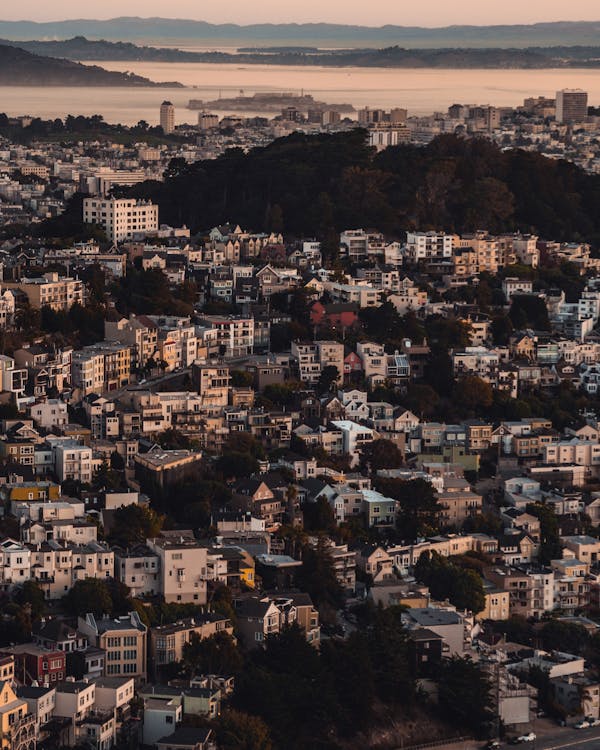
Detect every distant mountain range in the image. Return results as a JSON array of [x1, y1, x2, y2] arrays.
[[4, 36, 600, 69], [0, 18, 599, 48], [0, 44, 181, 86]]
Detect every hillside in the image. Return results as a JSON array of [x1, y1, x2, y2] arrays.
[[0, 43, 182, 86], [0, 18, 600, 48], [78, 131, 600, 247], [6, 36, 600, 69]]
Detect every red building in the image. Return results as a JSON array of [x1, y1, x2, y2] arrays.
[[344, 351, 363, 379], [2, 643, 66, 685], [310, 302, 359, 329]]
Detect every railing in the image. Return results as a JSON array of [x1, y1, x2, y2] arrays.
[[394, 736, 472, 750]]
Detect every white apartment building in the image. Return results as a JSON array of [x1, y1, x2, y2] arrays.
[[146, 537, 208, 604], [502, 277, 534, 300], [452, 346, 500, 383], [28, 399, 68, 430], [340, 230, 369, 262], [52, 440, 95, 484], [0, 537, 114, 599], [116, 547, 160, 598], [357, 341, 387, 385], [83, 198, 159, 243], [405, 232, 456, 262], [291, 342, 321, 385], [331, 420, 375, 467], [327, 282, 381, 308]]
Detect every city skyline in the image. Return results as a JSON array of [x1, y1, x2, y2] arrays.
[[1, 0, 600, 27]]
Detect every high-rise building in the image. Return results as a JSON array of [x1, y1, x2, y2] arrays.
[[555, 89, 588, 124], [160, 100, 175, 133]]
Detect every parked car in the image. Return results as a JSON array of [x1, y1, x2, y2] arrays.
[[575, 721, 590, 730], [517, 733, 536, 743], [484, 741, 500, 750]]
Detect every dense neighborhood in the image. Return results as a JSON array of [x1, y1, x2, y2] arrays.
[[4, 110, 600, 750]]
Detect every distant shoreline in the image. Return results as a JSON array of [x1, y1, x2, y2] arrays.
[[5, 37, 600, 70]]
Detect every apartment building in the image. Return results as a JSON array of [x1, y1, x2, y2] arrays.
[[437, 478, 483, 527], [146, 537, 208, 604], [543, 439, 600, 470], [52, 440, 94, 484], [291, 342, 322, 385], [190, 364, 231, 408], [195, 315, 254, 358], [486, 566, 554, 618], [331, 420, 375, 467], [315, 341, 345, 383], [327, 282, 381, 308], [452, 346, 499, 384], [356, 341, 387, 386], [115, 545, 160, 598], [78, 612, 147, 680], [54, 679, 98, 747], [339, 229, 369, 262], [0, 290, 15, 329], [0, 681, 36, 750], [82, 198, 159, 243], [405, 232, 456, 263], [149, 614, 234, 676], [104, 315, 158, 368], [3, 272, 84, 312]]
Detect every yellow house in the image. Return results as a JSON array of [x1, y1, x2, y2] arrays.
[[477, 587, 510, 621], [239, 550, 256, 589], [0, 680, 35, 750], [5, 482, 60, 503]]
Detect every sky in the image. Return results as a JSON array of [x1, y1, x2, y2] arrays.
[[2, 0, 600, 27]]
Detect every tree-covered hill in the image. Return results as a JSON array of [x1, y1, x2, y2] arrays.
[[0, 43, 181, 86], [120, 131, 600, 246]]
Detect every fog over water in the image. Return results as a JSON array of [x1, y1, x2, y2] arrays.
[[3, 59, 600, 125]]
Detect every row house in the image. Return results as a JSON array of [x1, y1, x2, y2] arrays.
[[78, 612, 147, 680], [71, 343, 131, 396], [543, 439, 600, 470], [104, 315, 158, 369], [14, 345, 72, 397], [0, 537, 113, 599]]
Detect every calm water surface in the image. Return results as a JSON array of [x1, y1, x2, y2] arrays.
[[1, 63, 600, 126]]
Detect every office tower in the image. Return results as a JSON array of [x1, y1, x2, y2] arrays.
[[555, 89, 588, 124]]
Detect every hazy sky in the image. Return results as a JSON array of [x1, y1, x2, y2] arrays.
[[3, 0, 600, 27]]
